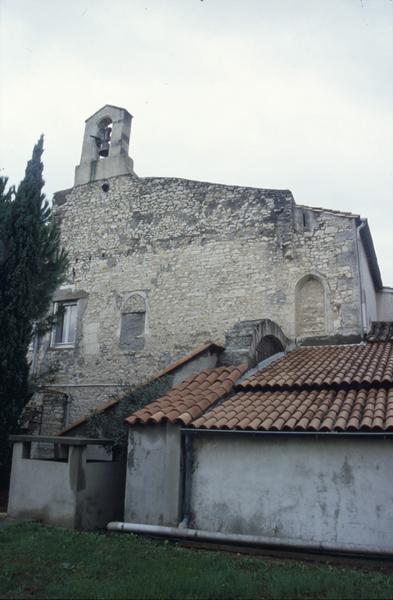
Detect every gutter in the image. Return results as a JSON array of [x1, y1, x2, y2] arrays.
[[106, 521, 393, 558], [179, 433, 193, 528], [181, 428, 393, 439], [358, 219, 383, 290], [355, 218, 384, 334]]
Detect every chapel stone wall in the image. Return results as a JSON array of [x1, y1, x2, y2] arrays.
[[35, 174, 362, 424]]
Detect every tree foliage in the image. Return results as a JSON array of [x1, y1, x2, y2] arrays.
[[0, 136, 68, 483]]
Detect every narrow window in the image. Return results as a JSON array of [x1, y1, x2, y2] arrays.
[[120, 294, 146, 351], [52, 301, 78, 346]]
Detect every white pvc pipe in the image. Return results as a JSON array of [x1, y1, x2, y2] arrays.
[[106, 521, 392, 556]]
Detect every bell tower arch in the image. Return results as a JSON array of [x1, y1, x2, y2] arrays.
[[74, 104, 134, 186]]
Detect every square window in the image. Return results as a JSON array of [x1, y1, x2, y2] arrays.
[[52, 301, 78, 346]]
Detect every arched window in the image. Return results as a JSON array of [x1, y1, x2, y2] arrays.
[[94, 117, 112, 158], [295, 275, 326, 338], [255, 335, 284, 363], [120, 294, 146, 351]]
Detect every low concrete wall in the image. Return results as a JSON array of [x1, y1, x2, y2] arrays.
[[8, 438, 125, 529], [124, 424, 182, 526], [8, 442, 77, 528], [189, 435, 393, 553], [79, 461, 125, 529]]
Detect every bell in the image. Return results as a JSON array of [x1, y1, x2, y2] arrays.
[[98, 141, 110, 157]]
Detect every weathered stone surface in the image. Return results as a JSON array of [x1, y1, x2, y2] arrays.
[[296, 275, 326, 338], [34, 173, 364, 424], [222, 319, 291, 366]]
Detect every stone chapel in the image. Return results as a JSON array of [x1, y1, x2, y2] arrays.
[[29, 104, 393, 434]]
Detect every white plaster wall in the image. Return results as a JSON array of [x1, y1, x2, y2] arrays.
[[81, 461, 125, 529], [377, 288, 393, 321], [8, 443, 126, 530], [190, 435, 393, 553], [172, 350, 219, 387], [8, 443, 77, 528], [125, 424, 182, 526]]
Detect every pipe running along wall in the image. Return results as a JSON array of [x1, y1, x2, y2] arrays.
[[106, 521, 393, 557]]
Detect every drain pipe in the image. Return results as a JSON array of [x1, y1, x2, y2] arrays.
[[178, 433, 193, 528], [355, 219, 367, 336], [106, 521, 391, 557]]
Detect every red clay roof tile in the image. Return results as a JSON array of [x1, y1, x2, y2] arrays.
[[191, 387, 393, 432], [124, 339, 393, 434], [239, 342, 393, 390], [60, 340, 223, 435], [126, 364, 248, 426]]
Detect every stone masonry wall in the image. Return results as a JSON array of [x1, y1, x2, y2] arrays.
[[35, 174, 362, 425]]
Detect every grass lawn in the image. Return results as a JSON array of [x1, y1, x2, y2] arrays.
[[0, 522, 392, 599]]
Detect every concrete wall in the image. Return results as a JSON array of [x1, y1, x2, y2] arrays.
[[80, 461, 125, 529], [33, 175, 363, 424], [8, 442, 125, 529], [189, 434, 393, 553], [171, 350, 219, 386], [125, 424, 182, 526], [8, 442, 77, 528]]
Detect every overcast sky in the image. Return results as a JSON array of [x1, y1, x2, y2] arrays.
[[0, 0, 392, 284]]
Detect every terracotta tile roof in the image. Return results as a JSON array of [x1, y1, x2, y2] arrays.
[[367, 322, 393, 343], [239, 342, 393, 390], [60, 340, 223, 435], [192, 388, 393, 432], [126, 365, 247, 426]]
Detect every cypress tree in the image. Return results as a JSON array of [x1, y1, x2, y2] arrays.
[[0, 137, 68, 484]]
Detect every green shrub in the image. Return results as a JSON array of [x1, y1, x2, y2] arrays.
[[87, 375, 173, 455]]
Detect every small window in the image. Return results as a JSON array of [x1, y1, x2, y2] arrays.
[[52, 301, 78, 346], [120, 294, 146, 351]]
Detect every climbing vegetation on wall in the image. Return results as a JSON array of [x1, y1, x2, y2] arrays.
[[87, 375, 173, 454]]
